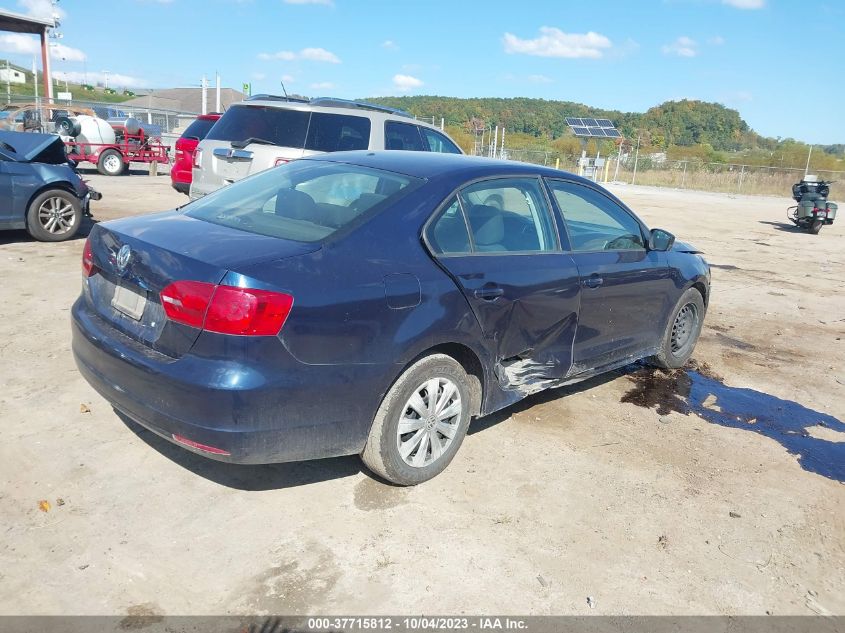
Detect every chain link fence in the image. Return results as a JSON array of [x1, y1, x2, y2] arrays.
[[481, 146, 843, 198]]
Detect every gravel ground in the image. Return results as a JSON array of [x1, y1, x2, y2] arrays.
[[0, 170, 842, 616]]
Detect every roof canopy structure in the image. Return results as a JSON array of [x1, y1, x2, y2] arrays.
[[0, 9, 55, 99], [0, 9, 54, 34]]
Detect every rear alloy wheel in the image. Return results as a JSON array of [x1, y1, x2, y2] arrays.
[[26, 189, 82, 242], [650, 287, 705, 369], [362, 354, 472, 485], [97, 149, 126, 176]]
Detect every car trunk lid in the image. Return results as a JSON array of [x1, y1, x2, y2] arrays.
[[85, 211, 318, 357]]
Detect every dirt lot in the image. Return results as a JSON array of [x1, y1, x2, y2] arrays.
[[0, 171, 842, 617]]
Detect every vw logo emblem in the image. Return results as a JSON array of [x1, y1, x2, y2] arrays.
[[115, 244, 132, 274]]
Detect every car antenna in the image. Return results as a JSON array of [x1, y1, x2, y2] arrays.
[[280, 79, 289, 99]]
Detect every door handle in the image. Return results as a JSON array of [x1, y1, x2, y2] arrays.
[[581, 276, 604, 289], [474, 286, 504, 300]]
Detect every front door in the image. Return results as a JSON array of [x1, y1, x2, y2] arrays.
[[426, 177, 581, 387], [546, 179, 674, 372]]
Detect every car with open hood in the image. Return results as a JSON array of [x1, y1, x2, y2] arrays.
[[0, 130, 101, 242]]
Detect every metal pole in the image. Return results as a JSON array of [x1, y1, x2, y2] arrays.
[[40, 29, 52, 101], [738, 164, 745, 192], [682, 160, 687, 188], [6, 60, 9, 105], [500, 126, 505, 158], [201, 75, 208, 115], [804, 145, 813, 176], [632, 134, 641, 185], [440, 117, 444, 131], [215, 72, 221, 112]]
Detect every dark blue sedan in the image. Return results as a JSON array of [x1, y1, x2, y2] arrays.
[[72, 151, 710, 485]]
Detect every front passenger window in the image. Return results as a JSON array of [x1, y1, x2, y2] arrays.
[[547, 181, 645, 252]]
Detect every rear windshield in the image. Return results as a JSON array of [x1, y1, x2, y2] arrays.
[[204, 105, 372, 152], [205, 105, 310, 148], [185, 160, 418, 243], [181, 117, 217, 141]]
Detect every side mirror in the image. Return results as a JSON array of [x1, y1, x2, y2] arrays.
[[649, 228, 675, 251]]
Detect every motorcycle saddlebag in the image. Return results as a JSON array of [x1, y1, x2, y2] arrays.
[[826, 202, 837, 220]]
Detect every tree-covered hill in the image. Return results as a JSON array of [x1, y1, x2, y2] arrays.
[[363, 95, 829, 155]]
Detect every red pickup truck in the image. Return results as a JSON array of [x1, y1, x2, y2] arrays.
[[170, 113, 221, 194]]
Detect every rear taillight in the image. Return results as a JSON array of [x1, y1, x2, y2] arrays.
[[160, 281, 293, 336], [82, 237, 97, 277], [193, 148, 203, 169], [160, 280, 215, 328], [274, 158, 289, 167]]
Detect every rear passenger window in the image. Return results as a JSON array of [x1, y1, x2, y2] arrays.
[[420, 128, 461, 154], [305, 113, 371, 152], [384, 121, 425, 151], [458, 178, 557, 253], [427, 197, 471, 255]]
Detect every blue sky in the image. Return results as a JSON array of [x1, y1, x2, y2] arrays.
[[2, 0, 843, 143]]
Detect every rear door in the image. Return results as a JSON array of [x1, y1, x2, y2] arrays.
[[545, 179, 674, 371], [426, 177, 581, 387]]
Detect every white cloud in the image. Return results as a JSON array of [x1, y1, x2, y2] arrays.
[[708, 35, 726, 45], [54, 70, 146, 89], [284, 0, 334, 5], [392, 74, 422, 92], [300, 47, 339, 62], [503, 27, 612, 59], [281, 74, 295, 83], [258, 47, 340, 63], [527, 74, 554, 84], [381, 40, 398, 50], [0, 33, 86, 61], [662, 36, 698, 57], [18, 0, 64, 19], [722, 0, 765, 8], [309, 81, 334, 90]]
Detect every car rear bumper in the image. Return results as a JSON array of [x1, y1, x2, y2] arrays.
[[171, 181, 189, 195], [71, 296, 391, 464]]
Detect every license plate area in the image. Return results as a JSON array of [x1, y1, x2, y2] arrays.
[[111, 284, 147, 321]]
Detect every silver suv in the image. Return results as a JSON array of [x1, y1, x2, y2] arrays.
[[190, 96, 463, 199]]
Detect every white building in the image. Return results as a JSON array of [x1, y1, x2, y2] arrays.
[[0, 67, 26, 84]]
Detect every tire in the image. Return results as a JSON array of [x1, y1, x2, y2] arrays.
[[97, 149, 126, 176], [650, 287, 706, 370], [809, 220, 823, 235], [361, 354, 472, 486], [25, 189, 82, 242]]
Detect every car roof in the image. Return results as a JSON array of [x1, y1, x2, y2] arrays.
[[302, 150, 594, 184], [229, 98, 443, 129]]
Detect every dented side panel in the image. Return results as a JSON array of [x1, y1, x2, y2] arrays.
[[434, 252, 581, 397]]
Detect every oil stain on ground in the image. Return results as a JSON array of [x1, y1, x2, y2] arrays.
[[622, 361, 845, 482]]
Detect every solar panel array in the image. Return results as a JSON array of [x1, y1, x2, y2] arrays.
[[565, 117, 622, 139]]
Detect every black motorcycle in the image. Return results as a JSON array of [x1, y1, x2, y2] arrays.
[[788, 177, 837, 234]]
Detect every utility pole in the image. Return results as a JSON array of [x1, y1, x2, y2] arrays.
[[215, 72, 221, 112], [6, 60, 10, 105], [804, 145, 813, 176], [201, 75, 208, 115]]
